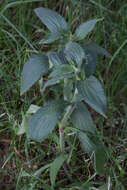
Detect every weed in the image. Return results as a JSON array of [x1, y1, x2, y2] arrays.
[[19, 7, 111, 189], [0, 1, 127, 189]]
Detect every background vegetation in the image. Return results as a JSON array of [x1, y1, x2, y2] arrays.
[[0, 0, 127, 189]]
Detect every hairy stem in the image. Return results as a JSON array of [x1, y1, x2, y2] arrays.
[[59, 127, 64, 152], [59, 104, 75, 152]]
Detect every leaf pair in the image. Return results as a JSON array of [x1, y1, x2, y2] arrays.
[[35, 7, 103, 44], [35, 7, 68, 44], [20, 45, 82, 96], [48, 42, 86, 70], [20, 44, 111, 95], [25, 75, 106, 142]]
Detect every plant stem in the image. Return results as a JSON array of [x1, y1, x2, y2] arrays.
[[59, 104, 75, 152], [59, 126, 64, 152]]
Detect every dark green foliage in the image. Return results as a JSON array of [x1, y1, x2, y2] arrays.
[[21, 54, 49, 94], [77, 76, 107, 117], [28, 100, 67, 142], [20, 7, 111, 185]]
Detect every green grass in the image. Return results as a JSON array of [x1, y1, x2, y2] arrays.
[[0, 0, 127, 189]]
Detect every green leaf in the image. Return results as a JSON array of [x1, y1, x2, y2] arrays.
[[71, 102, 95, 134], [77, 76, 107, 117], [78, 132, 96, 155], [50, 154, 67, 187], [49, 64, 74, 79], [79, 132, 107, 174], [95, 147, 107, 174], [34, 7, 68, 33], [58, 51, 69, 65], [26, 104, 40, 114], [33, 164, 51, 177], [39, 32, 61, 44], [17, 104, 40, 136], [83, 42, 112, 58], [82, 46, 98, 77], [44, 78, 59, 88], [64, 42, 85, 68], [48, 51, 69, 67], [42, 77, 61, 94], [48, 52, 63, 67], [48, 52, 62, 67], [21, 54, 49, 95], [81, 42, 111, 77], [81, 43, 111, 78], [28, 100, 66, 142], [75, 18, 103, 40], [17, 114, 30, 136]]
